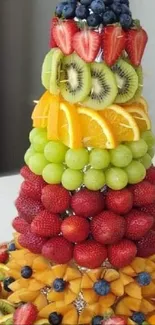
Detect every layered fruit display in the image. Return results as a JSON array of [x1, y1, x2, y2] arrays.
[[1, 0, 155, 324]]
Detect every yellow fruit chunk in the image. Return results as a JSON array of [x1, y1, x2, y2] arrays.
[[7, 261, 20, 271], [69, 278, 81, 294], [33, 256, 50, 271], [13, 233, 23, 249], [48, 291, 65, 302], [10, 249, 29, 260], [89, 303, 100, 315], [119, 273, 134, 286], [149, 255, 155, 262], [17, 253, 36, 267], [19, 289, 39, 302], [145, 259, 155, 272], [78, 308, 93, 324], [34, 294, 48, 311], [148, 315, 155, 325], [34, 270, 55, 286], [34, 319, 49, 325], [58, 102, 82, 148], [47, 95, 60, 140], [9, 279, 29, 291], [32, 91, 52, 129], [39, 303, 72, 318], [64, 288, 77, 305], [115, 300, 132, 316], [78, 107, 116, 149], [110, 279, 124, 297], [64, 267, 81, 281], [125, 282, 142, 299], [8, 291, 21, 304], [104, 269, 120, 282], [123, 297, 141, 311], [83, 289, 98, 304], [99, 293, 116, 308], [127, 318, 137, 325], [126, 107, 151, 132], [122, 97, 148, 114], [62, 308, 78, 325], [8, 269, 21, 279], [140, 299, 155, 314], [28, 279, 44, 291], [142, 282, 155, 298], [100, 105, 140, 142], [52, 265, 67, 279], [86, 268, 103, 283], [81, 274, 94, 289], [120, 266, 136, 277], [131, 257, 146, 273]]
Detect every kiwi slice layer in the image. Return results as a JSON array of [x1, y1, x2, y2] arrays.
[[112, 59, 138, 104], [60, 53, 92, 104], [82, 62, 118, 110], [128, 65, 143, 104], [0, 300, 15, 315], [41, 48, 64, 95]]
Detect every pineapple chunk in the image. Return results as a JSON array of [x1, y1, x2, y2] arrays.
[[125, 282, 142, 299]]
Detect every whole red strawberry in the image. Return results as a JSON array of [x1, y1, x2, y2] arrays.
[[42, 236, 73, 264], [106, 188, 133, 215], [91, 211, 126, 245], [12, 217, 31, 234], [20, 178, 46, 201], [18, 212, 35, 224], [20, 166, 39, 182], [71, 188, 105, 218], [73, 30, 101, 63], [102, 26, 126, 66], [61, 215, 90, 243], [139, 203, 155, 230], [0, 244, 9, 263], [13, 303, 38, 325], [136, 230, 155, 257], [73, 240, 107, 269], [15, 196, 44, 218], [108, 239, 137, 268], [129, 181, 155, 207], [101, 316, 126, 325], [125, 209, 154, 240], [126, 27, 148, 66], [31, 210, 62, 237], [19, 232, 47, 254], [41, 184, 70, 214], [145, 166, 155, 185], [52, 19, 79, 55]]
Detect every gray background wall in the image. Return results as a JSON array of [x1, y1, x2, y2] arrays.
[[0, 0, 154, 173]]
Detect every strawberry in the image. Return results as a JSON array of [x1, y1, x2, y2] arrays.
[[31, 210, 62, 237], [12, 217, 31, 234], [136, 230, 155, 257], [139, 203, 155, 229], [73, 240, 107, 269], [91, 211, 126, 245], [42, 236, 73, 264], [126, 27, 148, 66], [19, 232, 47, 254], [101, 316, 127, 325], [125, 209, 154, 240], [102, 26, 126, 66], [106, 188, 133, 215], [41, 184, 71, 214], [129, 181, 155, 207], [71, 188, 105, 218], [15, 196, 44, 218], [20, 178, 46, 201], [20, 166, 39, 182], [49, 17, 58, 48], [73, 29, 101, 63], [61, 215, 90, 243], [52, 19, 78, 55], [0, 244, 9, 263], [18, 212, 35, 224], [108, 239, 137, 268], [13, 303, 38, 325], [145, 166, 155, 185]]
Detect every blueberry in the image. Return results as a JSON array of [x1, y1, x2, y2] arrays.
[[103, 0, 113, 5], [120, 13, 132, 29], [91, 0, 105, 14], [3, 277, 15, 292], [8, 243, 16, 251], [137, 272, 152, 287], [80, 0, 93, 5], [49, 312, 63, 325], [121, 4, 131, 14], [62, 3, 76, 18], [75, 4, 89, 19], [21, 266, 33, 279], [92, 315, 103, 325], [93, 279, 110, 296], [87, 13, 101, 27], [55, 3, 66, 17], [120, 0, 129, 5], [131, 312, 146, 325], [102, 10, 117, 24], [53, 278, 66, 292], [111, 3, 122, 15]]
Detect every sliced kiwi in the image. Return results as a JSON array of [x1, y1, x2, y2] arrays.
[[127, 65, 143, 103], [60, 53, 92, 103], [112, 59, 139, 104], [82, 62, 118, 110], [41, 48, 64, 95], [0, 314, 13, 325], [0, 300, 15, 316]]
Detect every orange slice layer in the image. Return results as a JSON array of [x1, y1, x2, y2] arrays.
[[122, 96, 148, 114], [126, 106, 151, 132]]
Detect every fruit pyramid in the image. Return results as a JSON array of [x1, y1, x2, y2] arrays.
[[2, 0, 155, 324]]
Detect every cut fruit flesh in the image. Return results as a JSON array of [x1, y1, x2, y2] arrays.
[[128, 65, 143, 103], [126, 106, 151, 131], [32, 91, 51, 128], [77, 106, 116, 149], [122, 96, 148, 113], [100, 105, 140, 142]]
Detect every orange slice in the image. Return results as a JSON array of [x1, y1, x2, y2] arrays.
[[126, 107, 151, 132], [100, 105, 140, 142], [77, 107, 116, 149], [58, 102, 82, 149], [32, 91, 52, 128], [47, 95, 60, 140], [122, 96, 148, 114]]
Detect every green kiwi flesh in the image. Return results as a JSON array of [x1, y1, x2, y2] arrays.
[[112, 59, 139, 104], [41, 48, 64, 95], [127, 65, 143, 104], [82, 62, 118, 110], [0, 300, 15, 315], [60, 53, 92, 103]]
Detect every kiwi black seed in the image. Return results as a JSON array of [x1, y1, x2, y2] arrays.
[[112, 59, 139, 104], [82, 62, 118, 110], [60, 53, 92, 103]]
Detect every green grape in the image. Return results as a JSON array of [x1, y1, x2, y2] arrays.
[[65, 148, 89, 170], [42, 163, 64, 184], [124, 161, 146, 184], [89, 148, 110, 169], [44, 141, 68, 163], [62, 169, 83, 190], [24, 146, 36, 165], [126, 139, 148, 158], [32, 131, 48, 152], [29, 128, 44, 144], [28, 153, 48, 175], [105, 167, 128, 190], [138, 153, 152, 170], [148, 147, 155, 158], [84, 169, 106, 191], [141, 130, 155, 149], [110, 144, 133, 168]]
